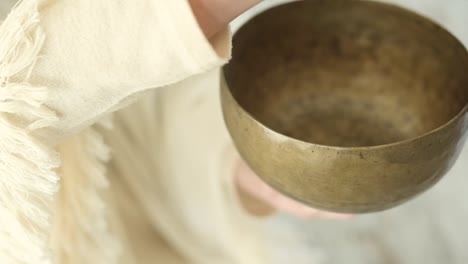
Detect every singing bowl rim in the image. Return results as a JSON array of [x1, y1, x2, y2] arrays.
[[223, 0, 468, 151]]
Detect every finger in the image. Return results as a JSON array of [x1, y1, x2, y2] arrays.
[[268, 193, 319, 217], [315, 211, 355, 220], [269, 193, 353, 219], [248, 176, 337, 218], [235, 159, 354, 219]]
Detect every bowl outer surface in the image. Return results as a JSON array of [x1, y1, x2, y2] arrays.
[[221, 0, 468, 213]]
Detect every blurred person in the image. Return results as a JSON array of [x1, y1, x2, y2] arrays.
[[0, 0, 349, 263]]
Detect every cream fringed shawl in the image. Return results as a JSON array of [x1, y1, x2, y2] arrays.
[[0, 0, 267, 263], [0, 1, 59, 262]]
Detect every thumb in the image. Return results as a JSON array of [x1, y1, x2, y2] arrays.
[[189, 0, 263, 38]]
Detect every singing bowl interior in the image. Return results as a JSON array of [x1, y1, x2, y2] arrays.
[[224, 1, 468, 148]]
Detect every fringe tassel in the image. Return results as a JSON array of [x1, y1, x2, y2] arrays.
[[51, 117, 120, 264], [0, 0, 60, 263]]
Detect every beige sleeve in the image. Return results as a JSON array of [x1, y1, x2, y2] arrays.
[[32, 0, 230, 146], [90, 68, 269, 264], [0, 0, 230, 262]]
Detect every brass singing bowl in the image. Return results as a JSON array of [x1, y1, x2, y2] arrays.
[[221, 0, 468, 213]]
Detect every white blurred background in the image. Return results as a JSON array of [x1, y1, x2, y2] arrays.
[[1, 1, 466, 263], [234, 1, 468, 264]]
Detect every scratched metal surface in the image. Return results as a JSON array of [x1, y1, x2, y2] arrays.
[[237, 1, 468, 264]]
